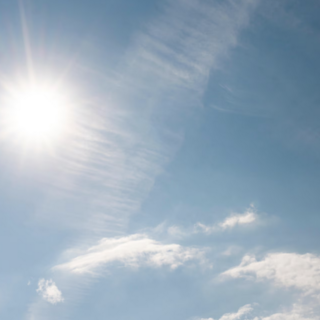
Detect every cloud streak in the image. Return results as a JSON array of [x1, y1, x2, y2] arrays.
[[41, 0, 259, 237], [195, 206, 258, 234], [154, 205, 259, 239], [54, 234, 204, 274]]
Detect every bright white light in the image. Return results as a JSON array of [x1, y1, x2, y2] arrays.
[[3, 83, 69, 144]]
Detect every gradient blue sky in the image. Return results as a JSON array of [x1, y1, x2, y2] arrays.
[[1, 0, 320, 319]]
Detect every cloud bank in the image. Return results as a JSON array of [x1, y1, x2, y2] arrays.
[[222, 252, 320, 295], [218, 250, 320, 320]]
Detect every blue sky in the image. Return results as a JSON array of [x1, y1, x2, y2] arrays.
[[1, 0, 320, 319]]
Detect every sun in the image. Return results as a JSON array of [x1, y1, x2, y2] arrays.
[[2, 81, 70, 145]]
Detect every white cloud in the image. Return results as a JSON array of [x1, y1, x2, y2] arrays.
[[54, 234, 204, 274], [255, 303, 317, 320], [220, 252, 320, 320], [201, 304, 318, 320], [219, 304, 253, 320], [159, 206, 258, 238], [219, 211, 256, 230], [260, 308, 315, 320], [199, 304, 253, 320], [222, 252, 320, 295], [195, 206, 258, 234], [36, 279, 64, 304]]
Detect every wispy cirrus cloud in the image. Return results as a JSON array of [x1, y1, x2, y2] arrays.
[[125, 0, 258, 94], [27, 0, 259, 318], [41, 0, 259, 237], [54, 234, 205, 275], [36, 279, 64, 304], [153, 205, 259, 239]]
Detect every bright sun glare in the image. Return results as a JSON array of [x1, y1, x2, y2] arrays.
[[3, 82, 69, 145]]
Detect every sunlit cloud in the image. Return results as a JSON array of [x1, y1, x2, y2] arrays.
[[222, 252, 320, 295], [54, 234, 205, 275], [219, 304, 253, 320], [199, 303, 317, 320], [219, 211, 257, 230], [36, 279, 64, 304], [219, 250, 320, 320], [195, 205, 258, 234], [257, 304, 317, 320], [198, 304, 253, 320], [150, 205, 259, 239]]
